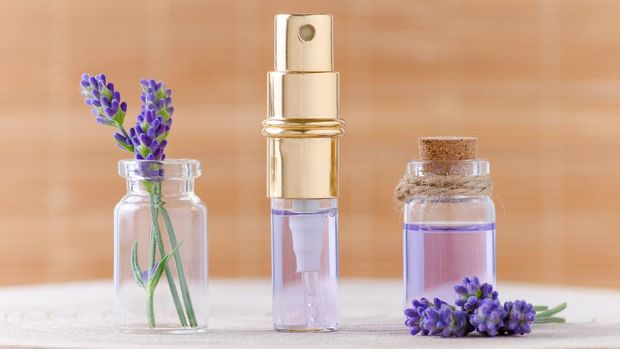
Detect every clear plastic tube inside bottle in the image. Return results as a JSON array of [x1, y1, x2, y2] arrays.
[[271, 198, 339, 332]]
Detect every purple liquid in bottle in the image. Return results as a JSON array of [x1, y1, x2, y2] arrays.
[[404, 222, 495, 305]]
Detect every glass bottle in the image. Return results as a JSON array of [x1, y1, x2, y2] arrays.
[[263, 14, 343, 332], [402, 138, 495, 307], [114, 159, 207, 333]]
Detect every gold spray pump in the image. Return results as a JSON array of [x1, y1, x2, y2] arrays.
[[263, 14, 344, 332]]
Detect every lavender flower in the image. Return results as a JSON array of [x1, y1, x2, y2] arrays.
[[140, 262, 159, 285], [470, 299, 507, 337], [404, 298, 436, 335], [80, 73, 133, 152], [503, 300, 536, 335], [454, 276, 498, 313], [129, 79, 173, 161], [422, 302, 469, 337], [403, 277, 565, 338]]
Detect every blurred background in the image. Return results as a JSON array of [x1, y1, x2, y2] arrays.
[[1, 0, 619, 287]]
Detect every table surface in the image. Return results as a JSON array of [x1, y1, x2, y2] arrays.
[[0, 279, 618, 349]]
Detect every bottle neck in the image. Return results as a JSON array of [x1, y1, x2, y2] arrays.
[[126, 178, 196, 197], [407, 159, 490, 177]]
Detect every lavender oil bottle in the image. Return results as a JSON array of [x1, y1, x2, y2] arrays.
[[396, 137, 496, 307]]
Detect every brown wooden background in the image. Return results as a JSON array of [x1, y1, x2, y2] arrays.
[[1, 0, 619, 287]]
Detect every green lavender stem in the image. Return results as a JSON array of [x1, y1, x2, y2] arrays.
[[146, 293, 155, 328], [536, 303, 567, 318], [534, 303, 567, 325], [144, 220, 157, 328], [115, 122, 131, 141], [147, 221, 156, 279], [534, 317, 566, 324], [113, 122, 134, 153], [143, 241, 183, 329], [148, 186, 188, 328], [160, 206, 198, 327]]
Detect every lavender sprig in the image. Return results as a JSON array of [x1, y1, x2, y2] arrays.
[[80, 74, 133, 152], [129, 79, 173, 161], [405, 276, 566, 338], [130, 79, 197, 328]]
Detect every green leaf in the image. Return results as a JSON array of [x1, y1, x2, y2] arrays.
[[139, 144, 150, 159], [116, 140, 134, 153], [130, 241, 145, 288], [534, 305, 549, 312], [141, 120, 149, 133], [102, 86, 112, 100], [146, 242, 184, 292], [113, 110, 126, 125]]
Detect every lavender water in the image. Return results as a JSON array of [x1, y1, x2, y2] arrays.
[[404, 222, 495, 305]]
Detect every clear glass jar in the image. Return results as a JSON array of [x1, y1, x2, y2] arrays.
[[114, 159, 208, 333], [271, 198, 339, 332], [403, 160, 495, 307]]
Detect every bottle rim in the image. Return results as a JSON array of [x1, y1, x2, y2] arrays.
[[118, 159, 202, 180], [407, 159, 490, 176]]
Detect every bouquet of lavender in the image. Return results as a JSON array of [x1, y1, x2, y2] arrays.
[[80, 74, 197, 328], [405, 276, 567, 338]]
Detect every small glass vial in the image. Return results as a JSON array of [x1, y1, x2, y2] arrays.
[[400, 137, 495, 307], [114, 159, 207, 333], [271, 198, 340, 331]]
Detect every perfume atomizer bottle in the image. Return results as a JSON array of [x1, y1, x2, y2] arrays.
[[262, 14, 344, 332], [395, 137, 496, 308]]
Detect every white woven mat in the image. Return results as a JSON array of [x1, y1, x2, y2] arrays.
[[0, 279, 618, 348]]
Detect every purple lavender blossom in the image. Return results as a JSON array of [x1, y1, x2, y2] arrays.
[[129, 79, 173, 161], [503, 300, 536, 335], [421, 302, 469, 337], [404, 298, 435, 335], [141, 262, 160, 284], [403, 277, 562, 338], [470, 299, 507, 337], [454, 276, 498, 313], [80, 73, 133, 152]]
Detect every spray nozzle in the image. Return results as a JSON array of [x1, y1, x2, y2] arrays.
[[275, 14, 333, 73]]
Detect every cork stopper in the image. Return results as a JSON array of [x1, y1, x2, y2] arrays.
[[419, 137, 477, 161]]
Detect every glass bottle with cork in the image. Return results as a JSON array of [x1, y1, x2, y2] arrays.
[[396, 137, 496, 307]]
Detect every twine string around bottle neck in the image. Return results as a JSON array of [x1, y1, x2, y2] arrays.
[[394, 173, 493, 204]]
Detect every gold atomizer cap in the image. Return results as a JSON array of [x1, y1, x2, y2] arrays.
[[263, 14, 345, 199]]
